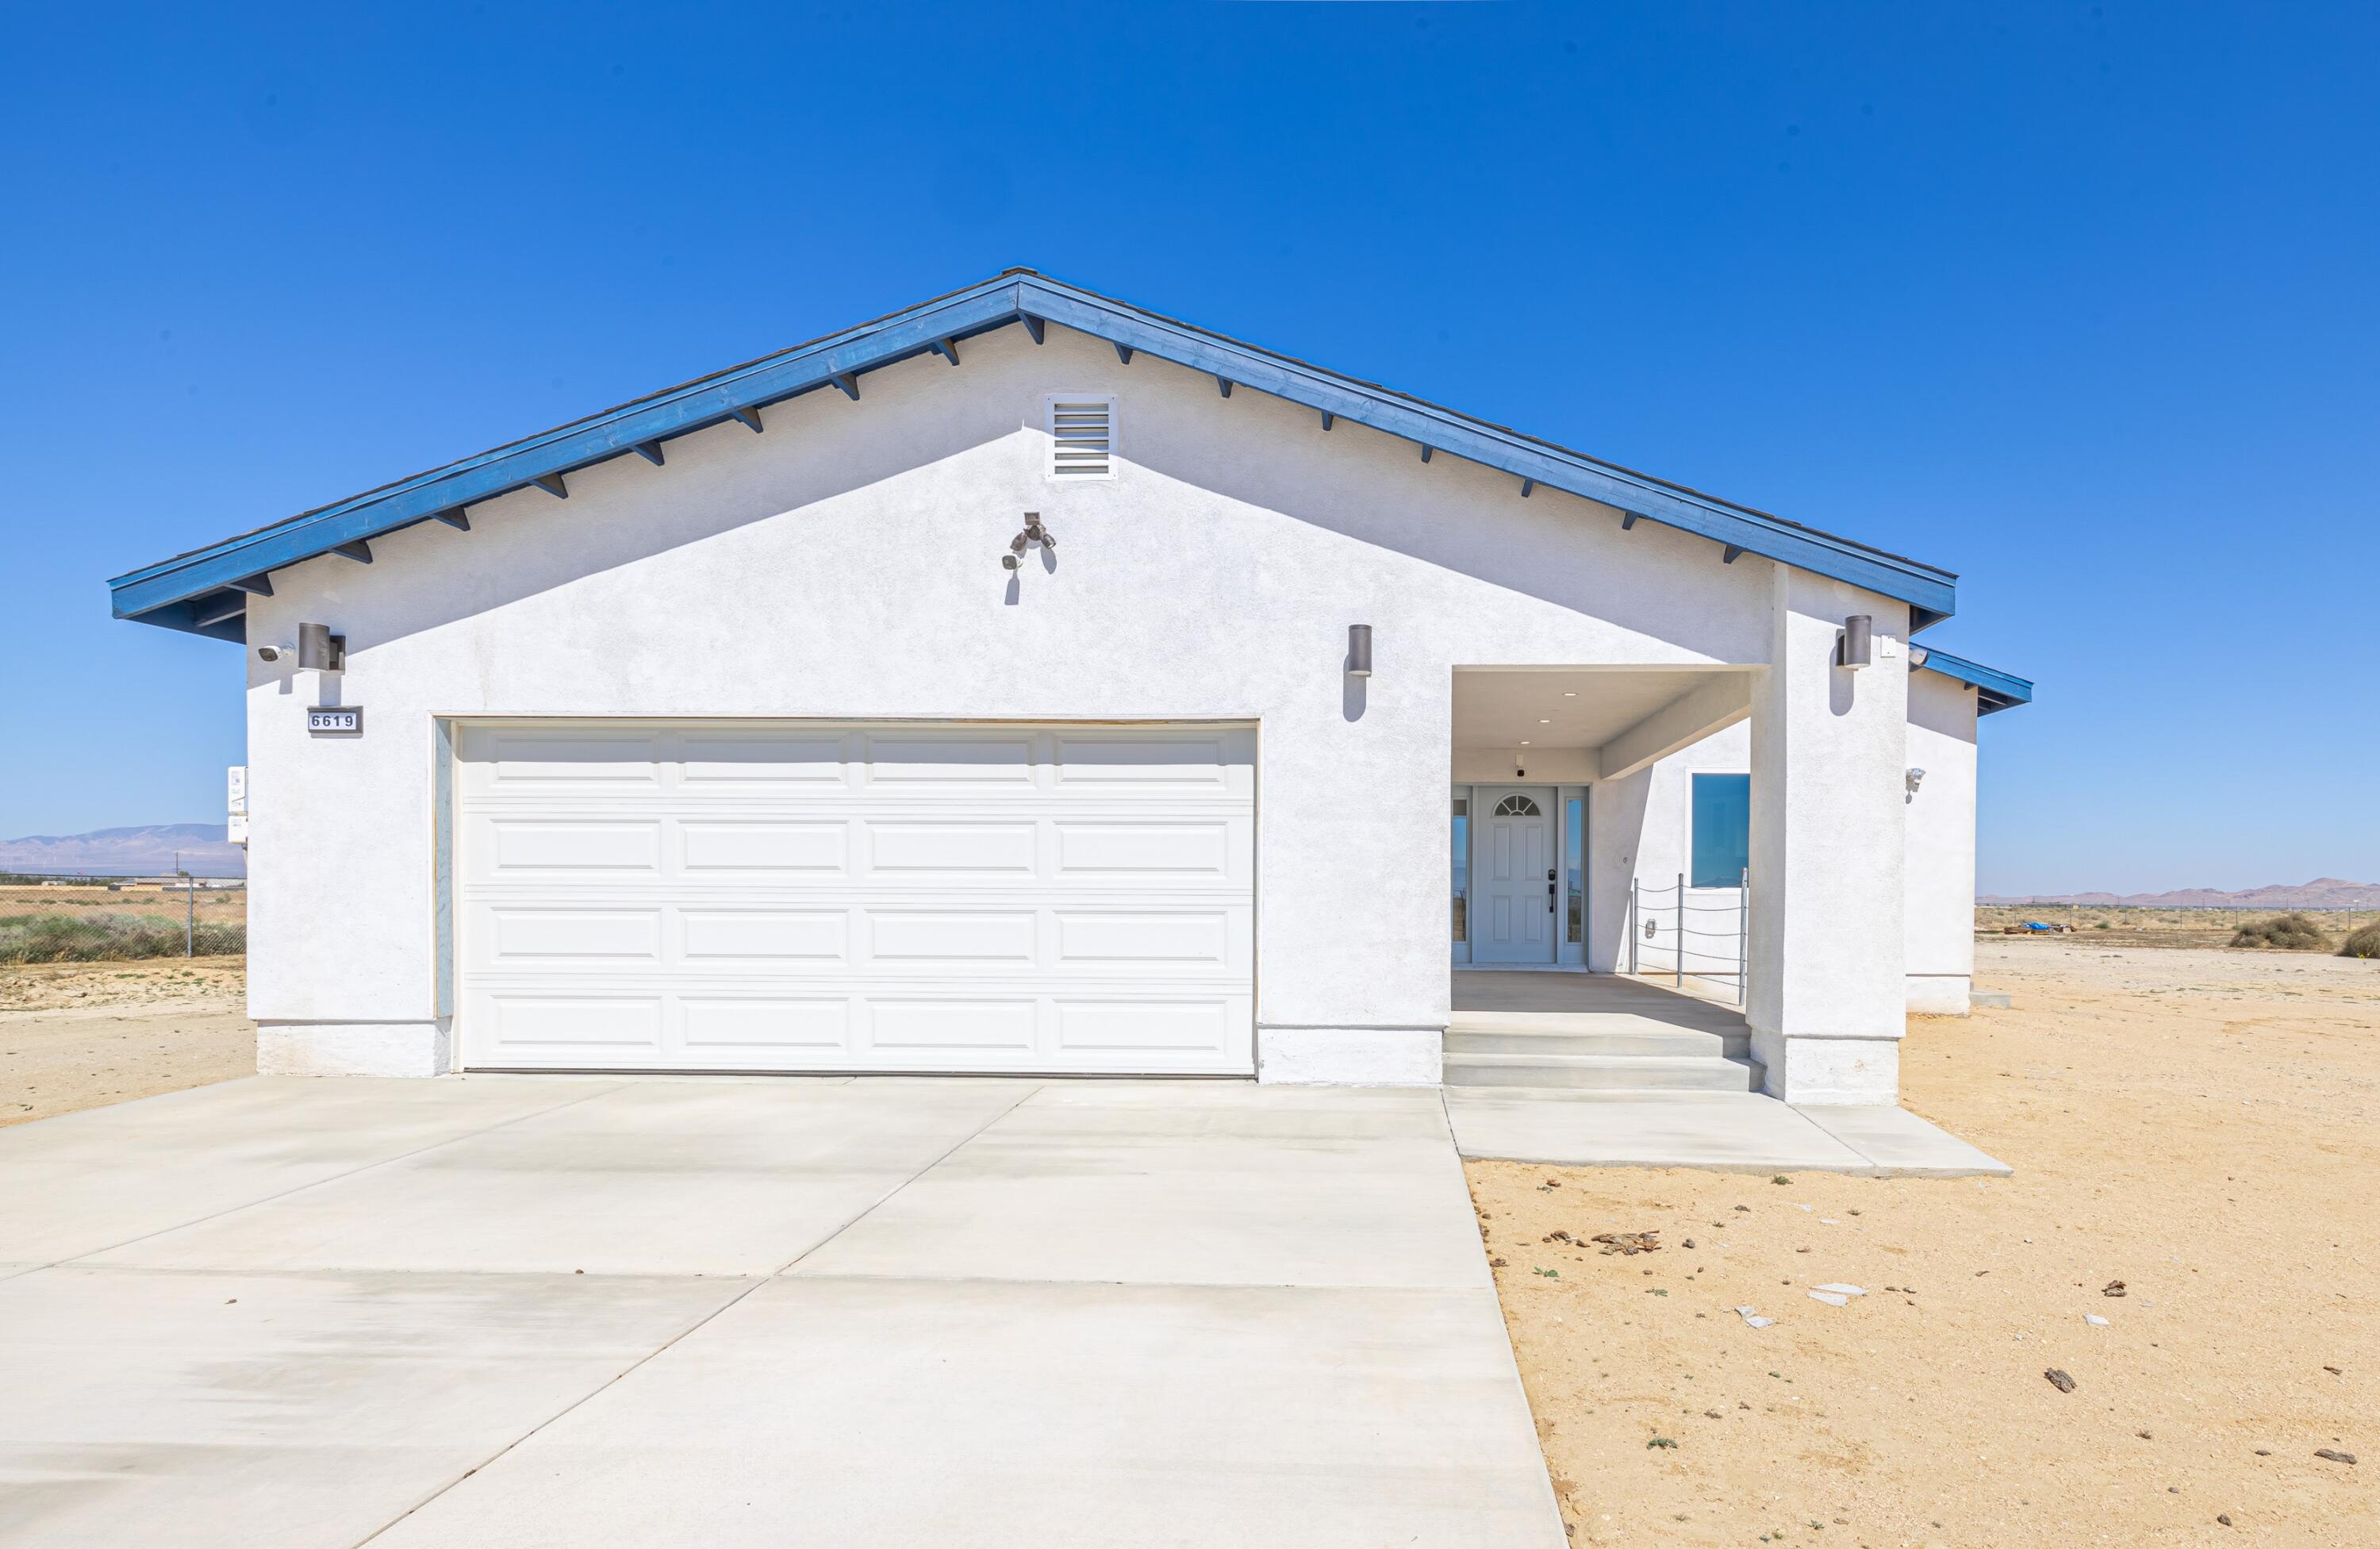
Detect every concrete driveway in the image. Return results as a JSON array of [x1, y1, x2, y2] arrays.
[[0, 1075, 1562, 1547]]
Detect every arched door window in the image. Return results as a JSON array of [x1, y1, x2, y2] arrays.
[[1491, 794, 1541, 818]]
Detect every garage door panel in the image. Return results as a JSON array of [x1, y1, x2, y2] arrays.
[[680, 732, 848, 783], [680, 997, 850, 1053], [470, 730, 666, 788], [864, 999, 1038, 1054], [680, 821, 848, 874], [486, 819, 661, 874], [865, 910, 1038, 963], [478, 995, 665, 1065], [459, 721, 1253, 1075], [1054, 821, 1232, 877], [1054, 910, 1233, 965], [866, 822, 1037, 875], [862, 734, 1035, 785], [1054, 999, 1242, 1055], [679, 909, 848, 963], [486, 909, 662, 963]]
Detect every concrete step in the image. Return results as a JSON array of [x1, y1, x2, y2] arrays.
[[1444, 1025, 1751, 1060], [1441, 1051, 1766, 1093]]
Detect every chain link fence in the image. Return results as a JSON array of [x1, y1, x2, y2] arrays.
[[0, 875, 248, 963]]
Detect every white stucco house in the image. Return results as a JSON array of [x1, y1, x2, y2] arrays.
[[110, 271, 2029, 1105]]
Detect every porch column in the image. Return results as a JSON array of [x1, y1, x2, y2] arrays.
[[1745, 568, 1910, 1104]]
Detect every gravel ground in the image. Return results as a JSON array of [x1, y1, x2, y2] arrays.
[[1471, 938, 2378, 1547], [0, 959, 253, 1126]]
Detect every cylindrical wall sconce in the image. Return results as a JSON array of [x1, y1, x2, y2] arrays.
[[1837, 614, 1872, 670], [1346, 624, 1372, 677]]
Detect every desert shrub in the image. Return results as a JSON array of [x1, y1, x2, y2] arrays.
[[2228, 913, 2332, 951], [0, 912, 245, 964], [2341, 923, 2380, 959]]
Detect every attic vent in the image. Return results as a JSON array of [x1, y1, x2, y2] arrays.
[[1047, 395, 1117, 479]]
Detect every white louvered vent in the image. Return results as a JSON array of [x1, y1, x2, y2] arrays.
[[1046, 394, 1117, 479]]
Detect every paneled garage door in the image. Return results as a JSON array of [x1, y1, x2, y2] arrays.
[[455, 722, 1255, 1074]]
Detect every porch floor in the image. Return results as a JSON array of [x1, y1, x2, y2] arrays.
[[1450, 970, 1749, 1031]]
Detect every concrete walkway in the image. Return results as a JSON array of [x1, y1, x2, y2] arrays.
[[0, 1075, 1563, 1549], [1445, 1088, 2010, 1176]]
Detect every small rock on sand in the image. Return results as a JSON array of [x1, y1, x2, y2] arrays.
[[2044, 1368, 2077, 1393]]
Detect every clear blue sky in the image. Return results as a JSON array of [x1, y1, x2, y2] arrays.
[[4, 2, 2373, 896]]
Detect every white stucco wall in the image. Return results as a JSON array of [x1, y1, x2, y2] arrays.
[[242, 321, 1804, 1082], [1619, 667, 1984, 1021], [1905, 669, 1981, 1013]]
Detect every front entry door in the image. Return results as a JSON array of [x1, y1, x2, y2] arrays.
[[1470, 786, 1556, 963]]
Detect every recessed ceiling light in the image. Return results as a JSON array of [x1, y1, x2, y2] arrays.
[[1519, 740, 1532, 746], [1538, 718, 1550, 724], [1562, 691, 1577, 697]]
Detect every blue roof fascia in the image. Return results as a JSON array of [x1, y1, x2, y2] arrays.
[[1011, 278, 1959, 627], [111, 270, 1961, 632], [1917, 648, 2033, 713], [109, 277, 1027, 625]]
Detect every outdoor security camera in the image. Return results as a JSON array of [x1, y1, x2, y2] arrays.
[[1906, 767, 1928, 794], [257, 643, 297, 663]]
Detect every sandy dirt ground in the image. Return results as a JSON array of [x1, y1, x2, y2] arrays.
[[0, 958, 253, 1126], [1471, 937, 2378, 1547]]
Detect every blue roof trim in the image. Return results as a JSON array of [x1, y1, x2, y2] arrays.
[[1916, 648, 2033, 714], [110, 269, 1961, 633]]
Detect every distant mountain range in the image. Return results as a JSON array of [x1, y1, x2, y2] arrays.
[[0, 824, 246, 878], [1979, 878, 2380, 910]]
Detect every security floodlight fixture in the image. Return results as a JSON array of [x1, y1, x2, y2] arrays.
[[1003, 511, 1057, 571], [1837, 614, 1873, 670], [1906, 767, 1927, 794], [1346, 624, 1372, 678]]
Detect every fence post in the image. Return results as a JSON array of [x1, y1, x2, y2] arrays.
[[1737, 867, 1749, 1006], [1676, 872, 1686, 988], [183, 871, 194, 959]]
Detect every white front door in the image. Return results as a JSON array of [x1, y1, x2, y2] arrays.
[[1470, 786, 1555, 963], [454, 721, 1255, 1075]]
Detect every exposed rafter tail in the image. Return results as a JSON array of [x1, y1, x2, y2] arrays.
[[230, 574, 274, 596], [436, 508, 470, 530], [1418, 444, 1433, 463], [532, 474, 570, 498], [193, 594, 247, 628], [728, 407, 763, 433], [1021, 313, 1045, 344], [1722, 544, 1744, 563], [1215, 377, 1232, 398], [1319, 410, 1334, 431], [1622, 513, 1639, 530], [1519, 479, 1534, 498], [1113, 342, 1134, 365], [332, 540, 374, 563], [631, 441, 666, 466], [831, 372, 861, 402], [931, 337, 961, 366]]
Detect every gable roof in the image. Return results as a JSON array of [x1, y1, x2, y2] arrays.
[[109, 267, 1961, 638]]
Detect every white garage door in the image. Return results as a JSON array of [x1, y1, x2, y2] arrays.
[[455, 722, 1255, 1074]]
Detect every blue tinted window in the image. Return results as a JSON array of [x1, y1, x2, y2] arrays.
[[1690, 774, 1750, 888]]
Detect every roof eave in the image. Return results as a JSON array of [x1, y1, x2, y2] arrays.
[[110, 271, 1960, 632]]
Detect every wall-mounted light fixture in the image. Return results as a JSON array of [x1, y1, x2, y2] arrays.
[[1906, 767, 1927, 794], [1837, 614, 1873, 670], [1346, 624, 1372, 678]]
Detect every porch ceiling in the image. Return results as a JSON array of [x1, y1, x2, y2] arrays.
[[1451, 667, 1737, 749]]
